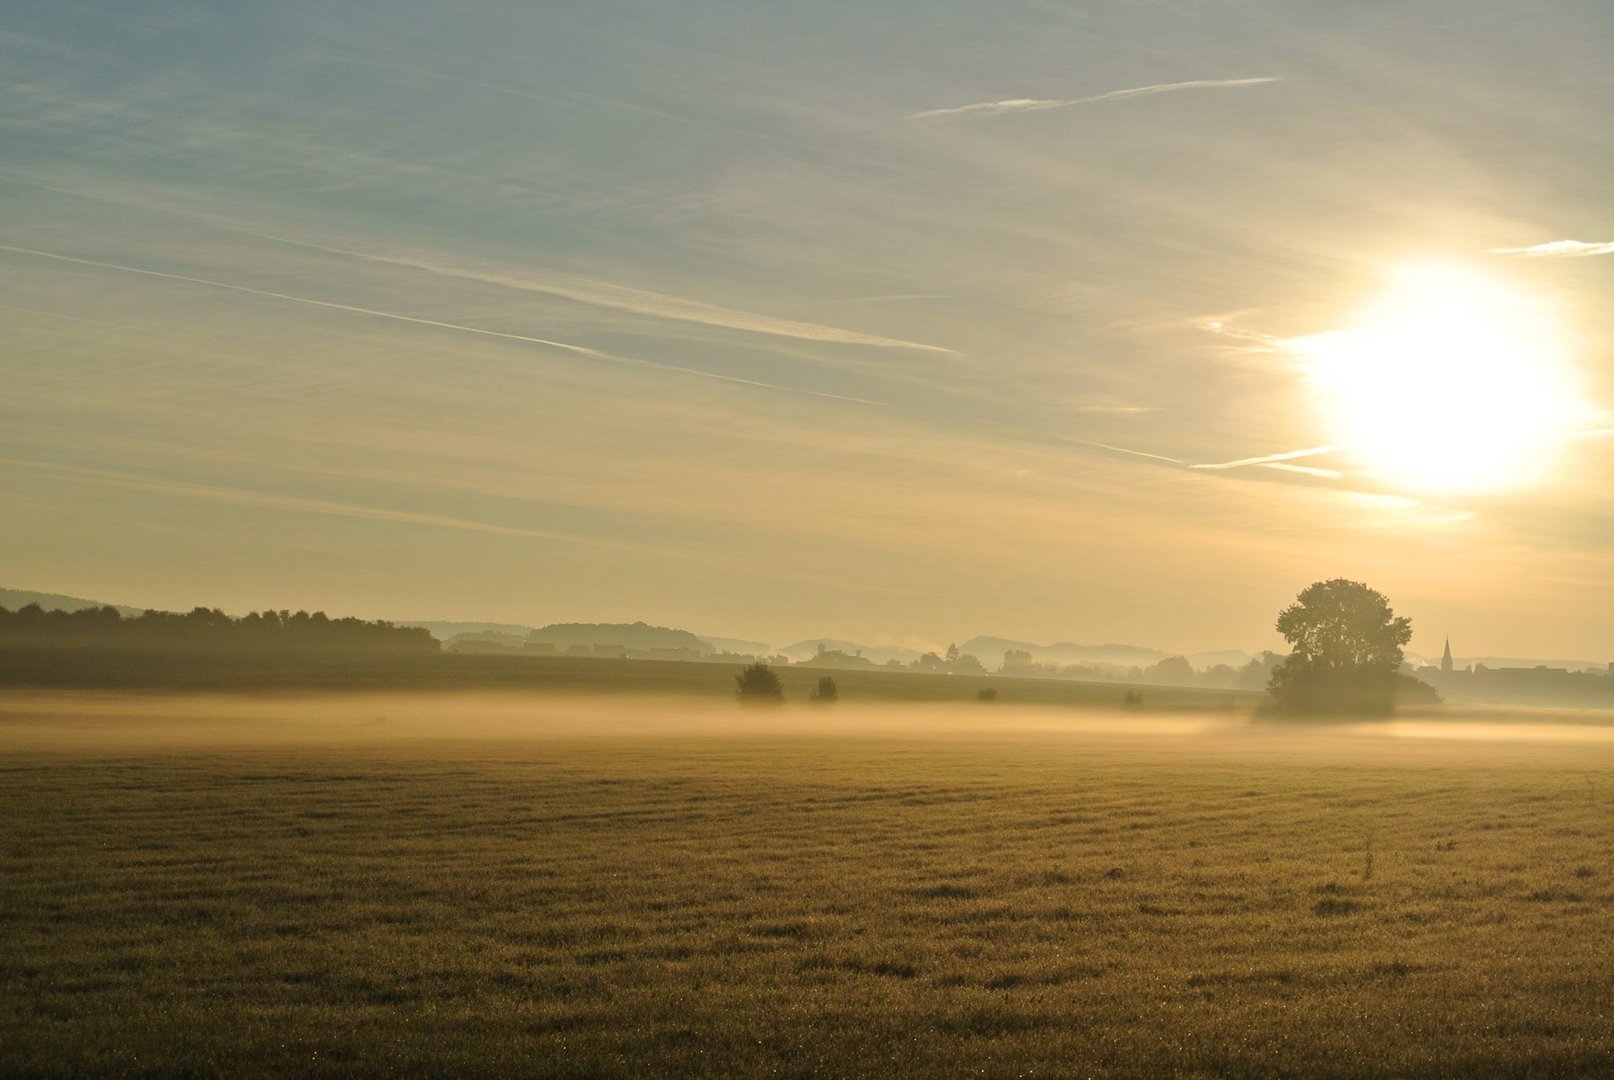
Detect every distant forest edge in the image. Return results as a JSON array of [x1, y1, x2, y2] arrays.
[[0, 602, 1254, 706], [0, 600, 413, 690], [0, 604, 436, 655], [0, 603, 444, 689]]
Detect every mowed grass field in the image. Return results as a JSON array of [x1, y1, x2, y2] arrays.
[[3, 694, 1613, 1077]]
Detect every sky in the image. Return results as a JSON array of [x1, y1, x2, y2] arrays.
[[3, 0, 1613, 658]]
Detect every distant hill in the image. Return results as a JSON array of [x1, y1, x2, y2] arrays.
[[442, 631, 529, 654], [1186, 650, 1256, 671], [778, 639, 926, 666], [779, 636, 1261, 672], [961, 636, 1168, 669], [399, 621, 536, 642], [698, 635, 772, 656], [529, 621, 712, 653], [0, 587, 143, 618], [795, 648, 880, 670]]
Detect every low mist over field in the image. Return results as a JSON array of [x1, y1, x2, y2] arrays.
[[4, 692, 1227, 747], [5, 692, 1614, 1075], [7, 690, 1614, 749]]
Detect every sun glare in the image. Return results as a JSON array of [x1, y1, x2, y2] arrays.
[[1296, 264, 1589, 495]]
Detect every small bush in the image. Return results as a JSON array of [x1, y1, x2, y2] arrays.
[[977, 687, 997, 702], [735, 662, 784, 703], [1121, 691, 1144, 710], [809, 675, 838, 704]]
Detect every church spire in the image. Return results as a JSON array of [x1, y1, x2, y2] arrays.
[[1441, 638, 1453, 675]]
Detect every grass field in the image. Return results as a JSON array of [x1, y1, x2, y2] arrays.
[[3, 692, 1613, 1076]]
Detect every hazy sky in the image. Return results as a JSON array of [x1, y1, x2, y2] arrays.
[[4, 1, 1613, 657]]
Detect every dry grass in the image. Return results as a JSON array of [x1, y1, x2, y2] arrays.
[[2, 692, 1612, 1077]]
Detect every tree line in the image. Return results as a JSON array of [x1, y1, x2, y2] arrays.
[[2, 578, 1430, 716], [0, 604, 437, 655]]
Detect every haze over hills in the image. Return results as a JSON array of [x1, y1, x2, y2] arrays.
[[527, 622, 709, 653], [698, 636, 774, 657], [959, 638, 1263, 673], [0, 588, 144, 619], [397, 621, 539, 641], [310, 619, 767, 658], [778, 639, 927, 666], [4, 585, 1607, 674], [961, 637, 1170, 668], [1433, 655, 1609, 674]]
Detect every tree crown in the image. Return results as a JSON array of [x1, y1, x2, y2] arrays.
[[1268, 579, 1413, 716], [1275, 578, 1411, 673]]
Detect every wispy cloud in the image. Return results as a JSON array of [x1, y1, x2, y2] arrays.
[[0, 455, 668, 555], [913, 77, 1279, 120], [1070, 404, 1159, 414], [1198, 318, 1284, 349], [1490, 240, 1614, 258], [238, 231, 955, 354], [1, 174, 953, 355], [2, 455, 979, 595], [810, 293, 949, 307], [0, 242, 887, 406]]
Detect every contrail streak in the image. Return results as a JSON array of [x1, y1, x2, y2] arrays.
[[0, 243, 886, 407], [1065, 436, 1344, 479], [915, 77, 1279, 119], [1191, 445, 1343, 471], [1060, 436, 1185, 465]]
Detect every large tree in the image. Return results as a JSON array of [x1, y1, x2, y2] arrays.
[[1267, 579, 1412, 715]]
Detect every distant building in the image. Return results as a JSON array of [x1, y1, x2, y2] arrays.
[[1424, 641, 1611, 706]]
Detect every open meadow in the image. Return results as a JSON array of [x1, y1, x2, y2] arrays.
[[3, 692, 1613, 1077]]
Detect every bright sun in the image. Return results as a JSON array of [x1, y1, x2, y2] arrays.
[[1295, 264, 1588, 495]]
